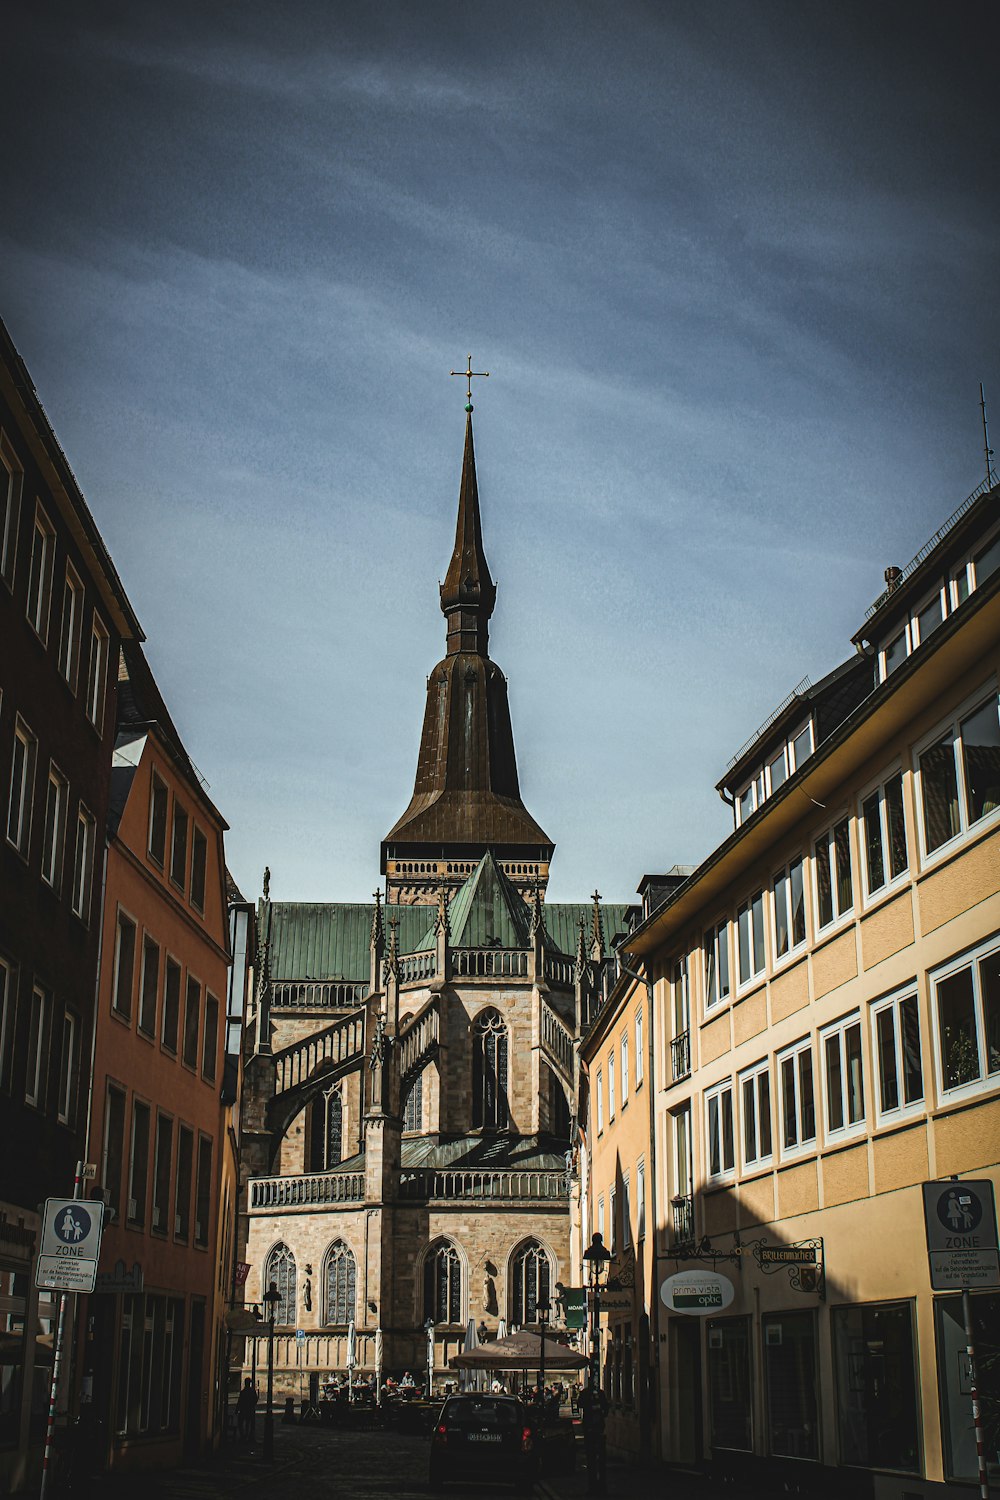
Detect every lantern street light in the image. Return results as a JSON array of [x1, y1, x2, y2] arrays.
[[581, 1232, 612, 1496], [262, 1281, 281, 1462], [536, 1300, 550, 1399]]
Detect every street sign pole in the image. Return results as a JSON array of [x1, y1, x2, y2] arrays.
[[962, 1287, 990, 1500], [39, 1160, 83, 1500]]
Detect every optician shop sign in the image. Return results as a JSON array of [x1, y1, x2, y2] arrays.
[[660, 1270, 735, 1317]]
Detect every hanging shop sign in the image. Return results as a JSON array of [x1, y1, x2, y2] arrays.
[[660, 1269, 735, 1316]]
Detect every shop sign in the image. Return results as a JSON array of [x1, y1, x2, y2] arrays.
[[758, 1246, 816, 1265], [660, 1269, 735, 1316]]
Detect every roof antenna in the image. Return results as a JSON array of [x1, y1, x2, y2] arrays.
[[981, 382, 995, 485]]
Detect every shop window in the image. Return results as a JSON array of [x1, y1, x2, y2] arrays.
[[762, 1311, 819, 1460], [708, 1317, 752, 1451], [834, 1302, 920, 1472], [935, 1292, 1000, 1483]]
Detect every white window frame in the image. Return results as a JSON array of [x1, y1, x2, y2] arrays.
[[57, 562, 84, 692], [57, 1009, 77, 1125], [7, 717, 38, 859], [673, 1105, 692, 1199], [636, 1158, 646, 1240], [704, 920, 731, 1010], [820, 1012, 866, 1142], [878, 624, 909, 682], [41, 763, 69, 892], [621, 1172, 631, 1250], [0, 432, 22, 589], [25, 984, 48, 1107], [26, 501, 56, 644], [607, 1050, 616, 1120], [929, 934, 1000, 1105], [789, 719, 814, 773], [771, 855, 807, 965], [859, 766, 910, 905], [739, 1058, 774, 1171], [813, 815, 854, 933], [870, 985, 924, 1125], [736, 890, 766, 989], [597, 1195, 605, 1244], [705, 1079, 735, 1181], [776, 1038, 816, 1159], [635, 1007, 644, 1087], [620, 1033, 629, 1107], [596, 1068, 604, 1133], [914, 683, 1000, 867], [71, 803, 96, 923], [673, 955, 690, 1033], [910, 585, 947, 650], [608, 1186, 616, 1252], [86, 613, 110, 728]]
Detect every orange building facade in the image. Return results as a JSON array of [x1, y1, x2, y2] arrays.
[[82, 645, 230, 1471]]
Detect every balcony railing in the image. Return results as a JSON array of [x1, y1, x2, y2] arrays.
[[670, 1030, 691, 1083], [249, 1172, 365, 1209], [272, 980, 367, 1009], [540, 998, 574, 1082], [398, 1168, 568, 1202], [452, 949, 528, 978], [671, 1193, 694, 1245], [543, 954, 575, 987], [398, 950, 436, 984]]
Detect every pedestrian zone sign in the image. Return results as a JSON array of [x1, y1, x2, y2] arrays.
[[922, 1179, 999, 1292], [36, 1199, 105, 1293]]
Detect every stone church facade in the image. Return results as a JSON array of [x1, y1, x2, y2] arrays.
[[238, 414, 630, 1392]]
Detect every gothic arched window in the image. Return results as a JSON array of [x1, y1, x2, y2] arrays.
[[324, 1240, 357, 1325], [423, 1241, 462, 1324], [510, 1240, 551, 1326], [265, 1242, 296, 1326], [403, 1076, 423, 1132], [309, 1088, 343, 1172], [472, 1009, 509, 1129]]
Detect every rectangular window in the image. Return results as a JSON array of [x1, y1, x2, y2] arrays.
[[128, 1101, 150, 1227], [932, 936, 1000, 1098], [113, 911, 137, 1021], [148, 773, 168, 865], [973, 532, 1000, 587], [7, 717, 37, 857], [190, 827, 207, 911], [960, 692, 1000, 829], [861, 771, 908, 897], [0, 438, 22, 588], [57, 1010, 78, 1125], [194, 1136, 212, 1247], [706, 1081, 735, 1179], [917, 690, 1000, 858], [814, 817, 853, 928], [772, 857, 806, 960], [596, 1069, 604, 1132], [872, 990, 923, 1119], [621, 1173, 631, 1250], [936, 1292, 1000, 1482], [104, 1085, 126, 1218], [138, 936, 160, 1038], [152, 1114, 173, 1234], [201, 994, 219, 1083], [671, 1106, 693, 1242], [635, 1008, 644, 1086], [778, 1041, 816, 1154], [620, 1034, 629, 1106], [768, 747, 787, 794], [636, 1160, 646, 1240], [41, 765, 69, 890], [25, 985, 48, 1106], [705, 921, 731, 1009], [882, 629, 907, 679], [170, 803, 188, 889], [607, 1051, 616, 1119], [708, 1318, 753, 1451], [833, 1302, 920, 1471], [762, 1312, 819, 1459], [161, 958, 181, 1053], [737, 891, 765, 985], [86, 615, 110, 727], [597, 1195, 604, 1244], [790, 722, 813, 772], [174, 1126, 193, 1239], [71, 804, 96, 922], [26, 503, 56, 642], [673, 955, 690, 1033], [0, 954, 14, 1089], [822, 1014, 865, 1137], [740, 1061, 773, 1169], [182, 977, 201, 1068], [57, 564, 84, 691], [608, 1187, 616, 1252]]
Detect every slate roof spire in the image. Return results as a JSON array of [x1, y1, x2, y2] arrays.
[[439, 414, 496, 657]]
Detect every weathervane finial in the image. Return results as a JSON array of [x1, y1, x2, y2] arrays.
[[450, 353, 489, 412]]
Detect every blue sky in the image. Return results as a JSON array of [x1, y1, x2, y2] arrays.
[[2, 0, 998, 905]]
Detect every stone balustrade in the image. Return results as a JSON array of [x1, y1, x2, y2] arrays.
[[249, 1172, 366, 1209]]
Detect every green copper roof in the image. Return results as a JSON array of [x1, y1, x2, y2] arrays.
[[541, 903, 631, 957], [337, 1133, 569, 1173], [417, 851, 532, 951]]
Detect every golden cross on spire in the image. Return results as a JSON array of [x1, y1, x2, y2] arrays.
[[450, 353, 489, 413]]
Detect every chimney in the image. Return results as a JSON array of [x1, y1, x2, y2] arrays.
[[884, 565, 903, 592]]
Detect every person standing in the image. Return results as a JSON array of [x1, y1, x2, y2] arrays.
[[236, 1379, 258, 1443]]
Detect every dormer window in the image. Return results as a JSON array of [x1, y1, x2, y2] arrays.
[[875, 522, 1000, 683], [734, 720, 814, 826]]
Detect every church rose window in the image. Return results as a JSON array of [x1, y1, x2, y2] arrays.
[[511, 1239, 551, 1325], [325, 1240, 357, 1325], [424, 1242, 462, 1323], [472, 1008, 509, 1129], [265, 1242, 296, 1326]]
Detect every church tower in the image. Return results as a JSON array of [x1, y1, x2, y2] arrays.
[[382, 415, 554, 905]]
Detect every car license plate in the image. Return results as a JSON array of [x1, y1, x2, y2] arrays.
[[467, 1432, 501, 1442]]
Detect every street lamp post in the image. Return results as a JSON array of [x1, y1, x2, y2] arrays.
[[262, 1281, 280, 1462], [582, 1233, 612, 1496], [536, 1301, 550, 1399]]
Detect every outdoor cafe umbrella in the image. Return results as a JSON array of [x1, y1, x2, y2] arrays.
[[375, 1326, 384, 1403], [346, 1318, 357, 1398], [449, 1328, 586, 1374], [460, 1317, 479, 1391]]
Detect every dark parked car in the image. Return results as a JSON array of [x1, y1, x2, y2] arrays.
[[428, 1393, 538, 1491]]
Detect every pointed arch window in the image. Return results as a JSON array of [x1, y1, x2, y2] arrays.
[[473, 1008, 509, 1129], [265, 1242, 296, 1326], [309, 1087, 343, 1172], [424, 1241, 462, 1324], [511, 1240, 551, 1326], [403, 1076, 423, 1132], [324, 1240, 357, 1325]]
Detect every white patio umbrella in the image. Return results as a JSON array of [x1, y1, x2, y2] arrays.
[[460, 1317, 479, 1391], [346, 1318, 357, 1399], [375, 1326, 384, 1403]]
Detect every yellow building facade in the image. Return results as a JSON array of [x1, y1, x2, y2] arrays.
[[621, 479, 1000, 1495]]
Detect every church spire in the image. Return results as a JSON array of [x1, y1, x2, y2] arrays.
[[439, 414, 496, 657]]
